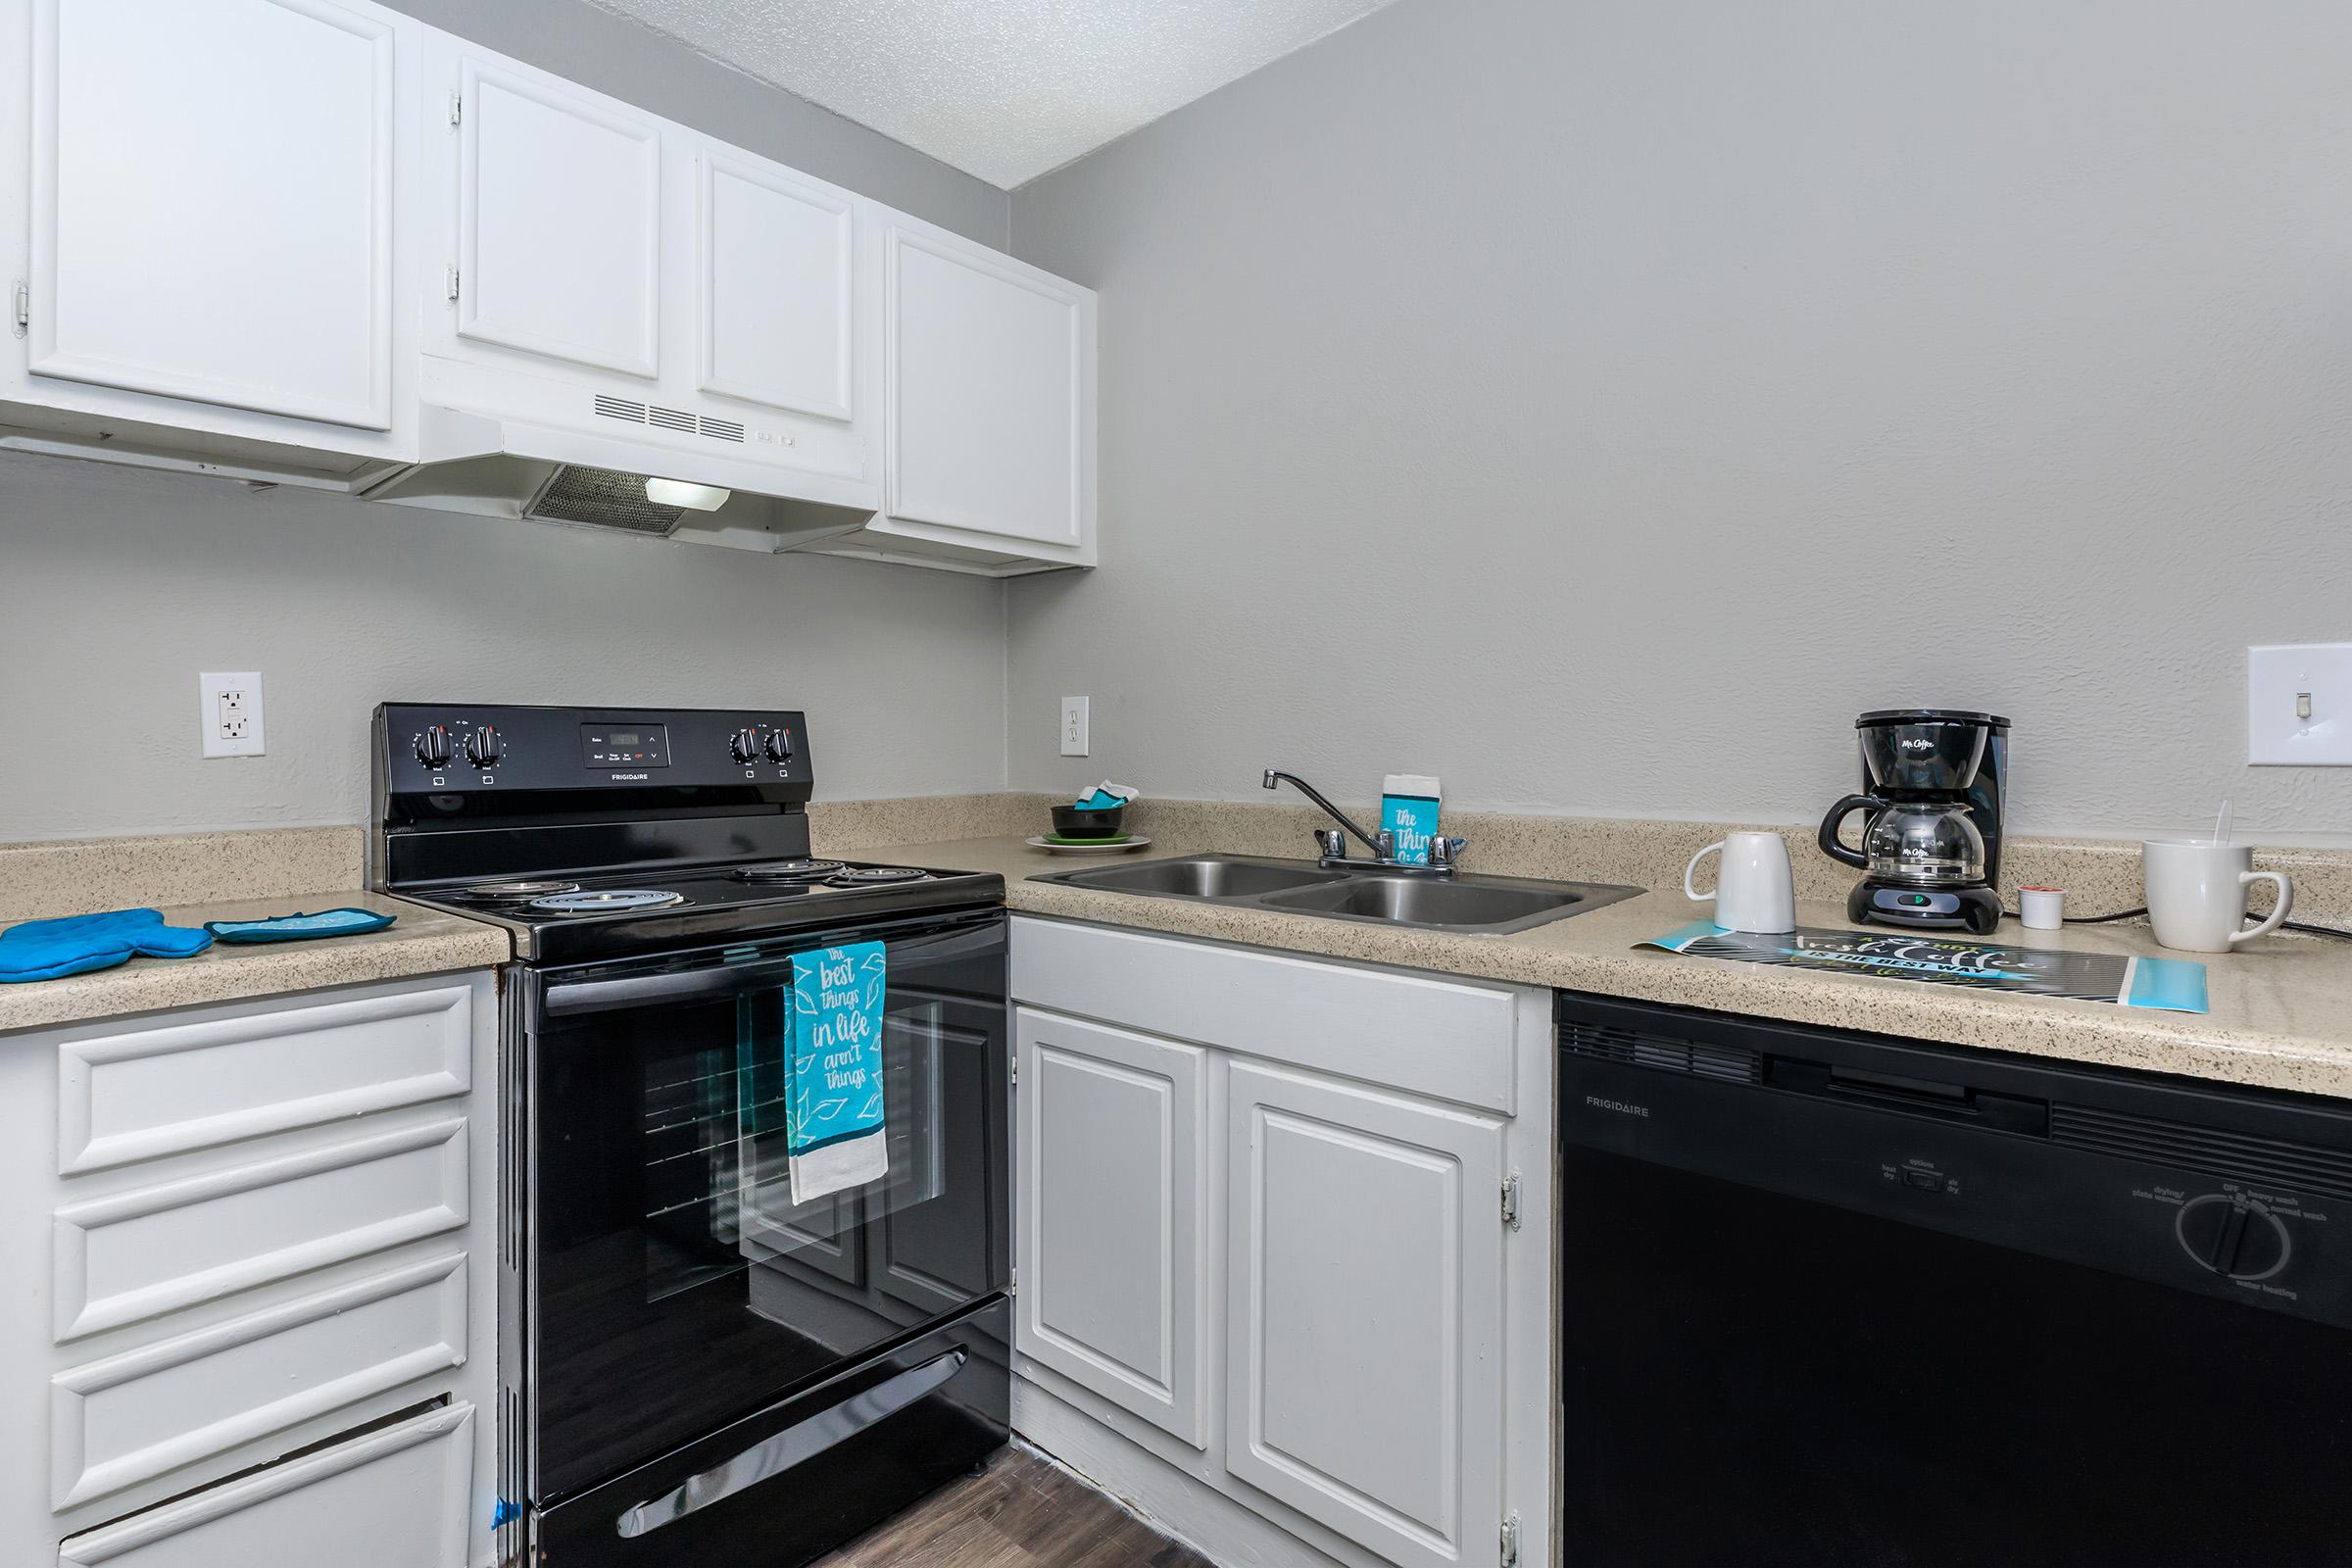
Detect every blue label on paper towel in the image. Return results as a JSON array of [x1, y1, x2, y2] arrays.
[[1384, 794, 1440, 866], [789, 941, 888, 1155]]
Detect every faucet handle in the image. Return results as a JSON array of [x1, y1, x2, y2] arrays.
[[1375, 829, 1396, 861], [1316, 828, 1348, 861], [1430, 837, 1467, 871]]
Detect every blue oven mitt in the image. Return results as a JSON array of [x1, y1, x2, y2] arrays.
[[204, 908, 397, 943], [0, 907, 214, 983]]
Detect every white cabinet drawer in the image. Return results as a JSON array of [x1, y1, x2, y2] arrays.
[[52, 1252, 466, 1508], [58, 1401, 471, 1568], [57, 983, 472, 1174], [1011, 918, 1521, 1113], [54, 1115, 468, 1341]]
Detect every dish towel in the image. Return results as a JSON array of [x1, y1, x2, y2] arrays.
[[786, 940, 890, 1202], [0, 907, 214, 983]]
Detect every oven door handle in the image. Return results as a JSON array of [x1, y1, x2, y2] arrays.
[[613, 1348, 968, 1538], [541, 920, 1003, 1015]]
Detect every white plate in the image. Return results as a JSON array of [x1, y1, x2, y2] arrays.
[[1026, 835, 1153, 856]]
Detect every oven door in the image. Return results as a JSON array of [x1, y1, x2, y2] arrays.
[[523, 908, 1008, 1504]]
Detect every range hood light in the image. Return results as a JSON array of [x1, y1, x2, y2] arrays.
[[644, 476, 732, 512]]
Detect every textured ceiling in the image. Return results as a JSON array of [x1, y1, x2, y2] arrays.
[[577, 0, 1400, 188]]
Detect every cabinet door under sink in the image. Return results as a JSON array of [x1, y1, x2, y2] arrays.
[[1014, 1008, 1208, 1447], [1223, 1059, 1505, 1568]]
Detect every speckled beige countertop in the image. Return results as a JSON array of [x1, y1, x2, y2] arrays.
[[0, 892, 510, 1034], [863, 833, 2352, 1101]]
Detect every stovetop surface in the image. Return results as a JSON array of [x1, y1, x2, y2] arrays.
[[393, 859, 1004, 965]]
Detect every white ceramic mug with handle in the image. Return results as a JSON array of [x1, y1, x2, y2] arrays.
[[1686, 831, 1796, 934], [2142, 838, 2293, 954]]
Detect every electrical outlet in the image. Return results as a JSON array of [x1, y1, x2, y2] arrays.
[[1060, 696, 1090, 758], [199, 671, 266, 758], [2248, 645, 2352, 765]]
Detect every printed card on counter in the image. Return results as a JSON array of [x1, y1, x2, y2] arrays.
[[1638, 922, 2209, 1013]]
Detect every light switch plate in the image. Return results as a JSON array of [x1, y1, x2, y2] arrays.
[[1060, 696, 1090, 758], [199, 671, 266, 758], [2247, 644, 2352, 765]]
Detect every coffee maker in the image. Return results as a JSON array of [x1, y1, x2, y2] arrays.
[[1818, 710, 2010, 935]]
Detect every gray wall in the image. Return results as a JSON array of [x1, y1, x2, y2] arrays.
[[1, 0, 1013, 841], [1008, 0, 2352, 839], [0, 455, 1007, 838]]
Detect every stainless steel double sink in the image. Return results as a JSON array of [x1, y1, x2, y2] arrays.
[[1031, 854, 1642, 934]]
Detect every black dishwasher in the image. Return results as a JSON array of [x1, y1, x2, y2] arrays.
[[1558, 992, 2352, 1568]]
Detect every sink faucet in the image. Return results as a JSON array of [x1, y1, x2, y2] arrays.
[[1261, 767, 1465, 876]]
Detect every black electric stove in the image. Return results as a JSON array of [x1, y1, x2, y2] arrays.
[[371, 704, 1011, 1568]]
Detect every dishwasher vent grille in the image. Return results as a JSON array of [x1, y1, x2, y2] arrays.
[[2048, 1103, 2352, 1202], [1561, 1020, 1762, 1085]]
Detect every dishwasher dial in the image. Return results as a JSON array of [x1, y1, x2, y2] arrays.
[[2175, 1193, 2291, 1282]]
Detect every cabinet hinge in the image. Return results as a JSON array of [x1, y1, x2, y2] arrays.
[[1500, 1174, 1522, 1231], [12, 280, 26, 335], [1008, 1267, 1017, 1297], [448, 91, 463, 127], [1499, 1511, 1521, 1567], [445, 266, 462, 302]]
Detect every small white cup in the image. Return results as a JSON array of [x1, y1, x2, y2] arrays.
[[1687, 832, 1796, 934], [2141, 838, 2293, 954], [2018, 887, 2064, 930]]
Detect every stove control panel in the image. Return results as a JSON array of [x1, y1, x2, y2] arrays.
[[377, 704, 811, 795]]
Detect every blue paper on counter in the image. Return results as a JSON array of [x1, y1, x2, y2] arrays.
[[0, 907, 213, 983], [1638, 922, 2208, 1013], [786, 940, 890, 1200], [205, 908, 398, 943]]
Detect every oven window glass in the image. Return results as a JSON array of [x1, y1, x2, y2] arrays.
[[533, 919, 1008, 1502]]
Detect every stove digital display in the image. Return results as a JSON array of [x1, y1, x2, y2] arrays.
[[580, 722, 671, 769]]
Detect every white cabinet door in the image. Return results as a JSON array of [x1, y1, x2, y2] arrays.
[[883, 221, 1095, 560], [454, 54, 660, 377], [56, 1401, 470, 1568], [1016, 1009, 1207, 1446], [26, 0, 396, 428], [697, 149, 855, 421], [1225, 1060, 1504, 1568]]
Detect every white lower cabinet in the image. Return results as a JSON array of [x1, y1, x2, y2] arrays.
[[57, 1401, 471, 1568], [1015, 1011, 1207, 1446], [0, 972, 499, 1567], [1224, 1062, 1503, 1568], [1011, 918, 1552, 1568]]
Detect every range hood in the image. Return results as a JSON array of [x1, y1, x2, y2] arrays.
[[360, 398, 881, 555]]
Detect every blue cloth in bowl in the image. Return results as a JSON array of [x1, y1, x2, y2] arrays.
[[1073, 788, 1126, 809], [0, 907, 214, 983]]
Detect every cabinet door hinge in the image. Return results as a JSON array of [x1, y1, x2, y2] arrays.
[[1500, 1174, 1522, 1231], [1499, 1511, 1521, 1567], [1008, 1267, 1017, 1297], [445, 266, 462, 302], [12, 280, 26, 334], [448, 91, 463, 127]]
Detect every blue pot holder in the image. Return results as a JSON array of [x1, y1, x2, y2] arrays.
[[204, 907, 398, 944], [0, 907, 215, 983]]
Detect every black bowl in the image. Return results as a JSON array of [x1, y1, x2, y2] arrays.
[[1052, 804, 1126, 837]]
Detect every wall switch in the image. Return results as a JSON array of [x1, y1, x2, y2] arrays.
[[199, 671, 266, 758], [2248, 644, 2352, 765], [1059, 696, 1090, 758]]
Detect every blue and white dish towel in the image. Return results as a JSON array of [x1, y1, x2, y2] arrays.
[[787, 941, 889, 1201]]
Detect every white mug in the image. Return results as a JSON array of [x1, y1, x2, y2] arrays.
[[2141, 838, 2293, 954], [1687, 832, 1796, 934]]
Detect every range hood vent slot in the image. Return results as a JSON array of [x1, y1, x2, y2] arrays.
[[593, 395, 647, 424], [524, 466, 684, 535], [700, 416, 745, 443]]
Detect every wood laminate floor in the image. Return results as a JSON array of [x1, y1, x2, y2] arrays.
[[811, 1445, 1218, 1568]]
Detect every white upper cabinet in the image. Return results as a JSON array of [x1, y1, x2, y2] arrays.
[[0, 0, 417, 475], [697, 150, 855, 422], [863, 218, 1097, 569], [449, 53, 661, 378]]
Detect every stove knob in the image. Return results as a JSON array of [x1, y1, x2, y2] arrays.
[[729, 728, 760, 764], [416, 726, 453, 769], [764, 729, 794, 763], [465, 726, 502, 768], [2176, 1193, 2292, 1281]]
